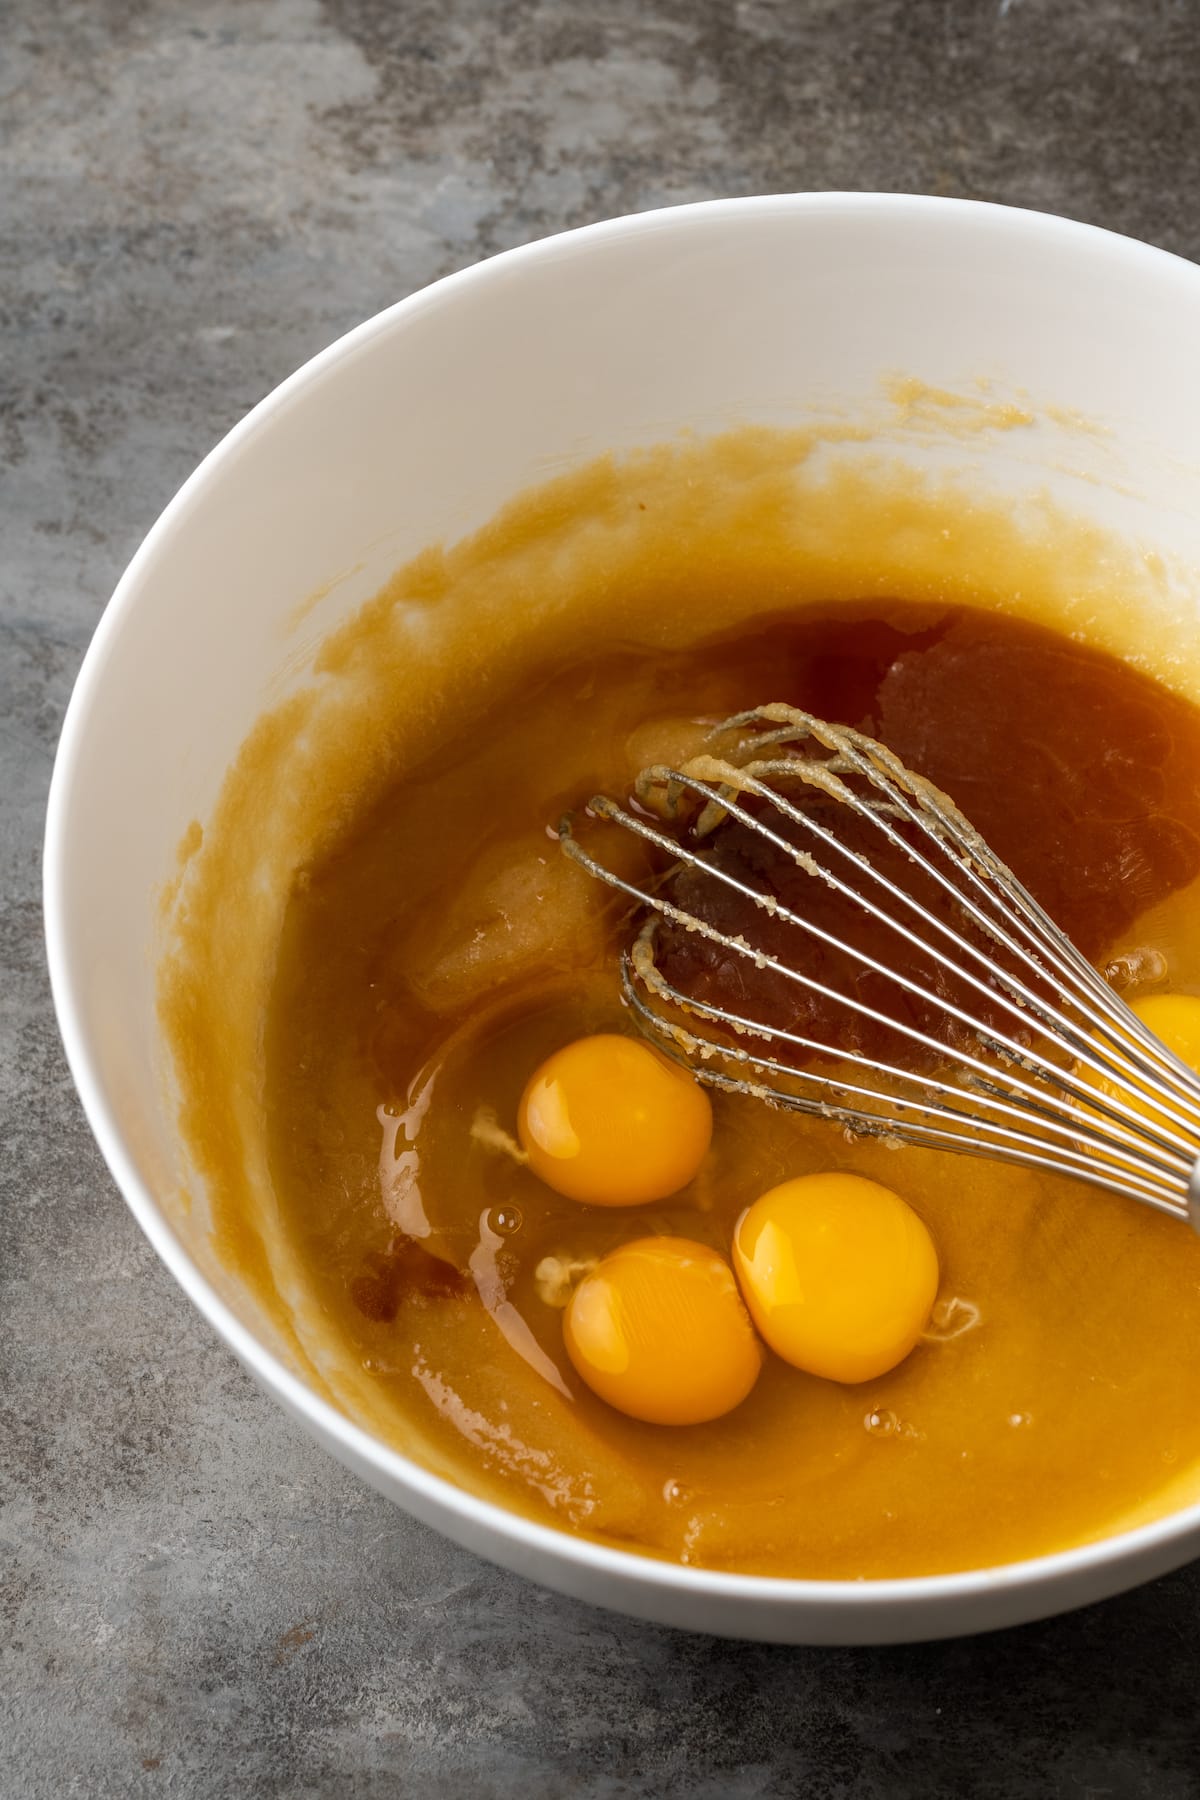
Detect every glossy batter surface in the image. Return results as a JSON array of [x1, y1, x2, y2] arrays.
[[263, 607, 1200, 1578]]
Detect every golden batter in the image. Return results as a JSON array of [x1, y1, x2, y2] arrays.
[[160, 427, 1200, 1579]]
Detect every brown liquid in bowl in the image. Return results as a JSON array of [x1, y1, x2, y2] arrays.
[[262, 604, 1200, 1578]]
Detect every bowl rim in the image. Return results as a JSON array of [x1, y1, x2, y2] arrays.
[[43, 189, 1200, 1624]]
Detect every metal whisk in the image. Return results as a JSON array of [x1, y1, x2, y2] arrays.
[[558, 703, 1200, 1230]]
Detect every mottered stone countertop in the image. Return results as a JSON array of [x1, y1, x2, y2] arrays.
[[5, 2, 1200, 1794]]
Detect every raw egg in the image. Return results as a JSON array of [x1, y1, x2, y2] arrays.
[[1082, 991, 1200, 1139], [563, 1236, 762, 1425], [732, 1173, 939, 1384], [517, 1033, 712, 1205], [1120, 993, 1200, 1080]]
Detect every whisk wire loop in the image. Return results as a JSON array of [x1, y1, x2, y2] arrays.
[[558, 703, 1200, 1230], [581, 774, 1200, 1166]]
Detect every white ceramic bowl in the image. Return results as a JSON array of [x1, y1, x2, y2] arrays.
[[45, 194, 1200, 1643]]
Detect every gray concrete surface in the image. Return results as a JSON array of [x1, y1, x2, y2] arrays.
[[5, 2, 1200, 1794]]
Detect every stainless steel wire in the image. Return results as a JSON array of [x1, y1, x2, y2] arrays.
[[559, 703, 1200, 1230]]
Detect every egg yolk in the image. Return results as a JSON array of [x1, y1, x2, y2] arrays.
[[563, 1236, 763, 1424], [1106, 993, 1200, 1088], [1082, 992, 1200, 1143], [517, 1033, 713, 1205], [732, 1173, 940, 1384]]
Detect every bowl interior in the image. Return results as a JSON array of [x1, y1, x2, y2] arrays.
[[45, 194, 1200, 1640]]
